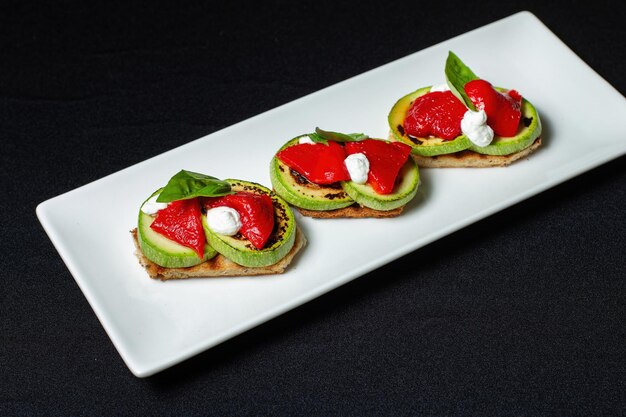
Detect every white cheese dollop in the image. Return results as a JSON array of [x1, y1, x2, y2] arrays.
[[206, 206, 242, 236], [461, 109, 494, 147], [430, 83, 451, 92], [344, 153, 370, 184], [298, 135, 315, 145], [141, 194, 169, 215]]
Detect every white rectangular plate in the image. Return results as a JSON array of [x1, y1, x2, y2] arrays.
[[37, 11, 626, 377]]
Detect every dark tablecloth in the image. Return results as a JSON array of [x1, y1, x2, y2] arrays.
[[2, 1, 625, 415]]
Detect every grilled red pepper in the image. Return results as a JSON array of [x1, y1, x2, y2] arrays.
[[465, 79, 522, 137], [276, 141, 351, 184], [403, 90, 467, 140], [150, 198, 205, 258], [344, 139, 411, 194], [205, 192, 275, 250]]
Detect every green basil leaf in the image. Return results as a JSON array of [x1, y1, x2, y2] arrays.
[[347, 132, 369, 141], [307, 132, 328, 145], [156, 170, 232, 202], [311, 127, 368, 144], [444, 51, 479, 110]]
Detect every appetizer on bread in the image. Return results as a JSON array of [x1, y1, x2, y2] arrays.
[[270, 128, 419, 218], [132, 170, 305, 280], [388, 52, 542, 167]]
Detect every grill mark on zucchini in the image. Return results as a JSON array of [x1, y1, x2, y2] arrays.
[[289, 168, 345, 193], [261, 194, 289, 248], [324, 191, 348, 200], [290, 169, 309, 185]]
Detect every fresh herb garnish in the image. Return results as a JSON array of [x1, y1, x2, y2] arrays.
[[309, 127, 368, 145], [445, 51, 479, 110], [156, 170, 232, 202]]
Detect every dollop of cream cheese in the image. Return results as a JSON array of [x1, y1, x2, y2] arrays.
[[206, 206, 242, 236], [344, 153, 369, 184], [298, 135, 315, 145], [461, 109, 494, 147], [141, 194, 169, 215], [430, 83, 451, 92]]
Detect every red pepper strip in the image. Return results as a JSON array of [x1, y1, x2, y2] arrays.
[[150, 198, 205, 258], [465, 79, 522, 137], [205, 192, 275, 250], [345, 139, 412, 195], [403, 91, 467, 140], [276, 141, 351, 184]]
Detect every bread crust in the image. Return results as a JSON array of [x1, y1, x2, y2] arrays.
[[296, 204, 404, 218], [411, 137, 542, 168], [131, 226, 306, 280]]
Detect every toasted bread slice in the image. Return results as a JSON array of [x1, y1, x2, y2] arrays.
[[409, 137, 542, 168], [297, 204, 404, 218], [131, 226, 306, 280]]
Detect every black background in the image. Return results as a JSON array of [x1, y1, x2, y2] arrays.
[[2, 1, 625, 415]]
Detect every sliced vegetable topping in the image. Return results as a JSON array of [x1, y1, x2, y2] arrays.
[[464, 79, 522, 137], [344, 139, 411, 194], [204, 192, 275, 250], [276, 141, 351, 184], [150, 198, 206, 258], [403, 91, 467, 140]]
